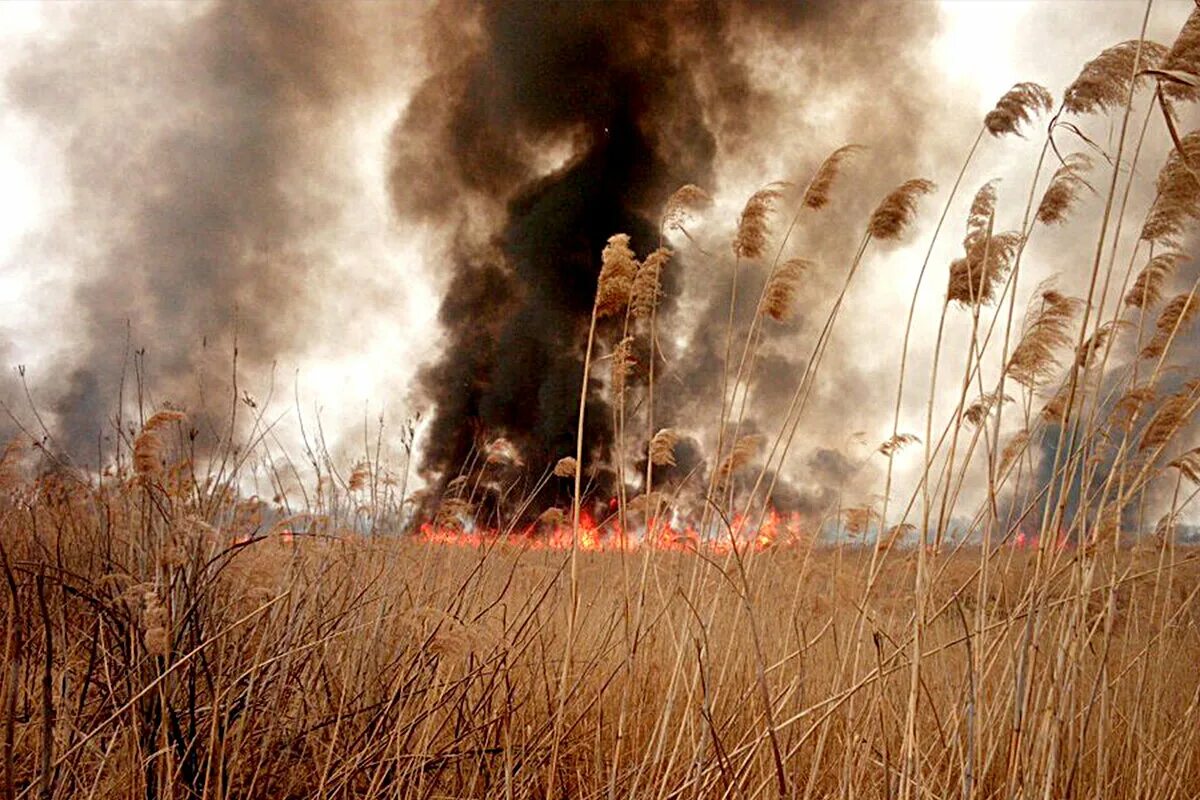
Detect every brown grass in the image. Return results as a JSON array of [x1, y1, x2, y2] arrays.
[[3, 483, 1199, 799]]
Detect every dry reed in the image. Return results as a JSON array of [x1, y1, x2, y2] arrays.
[[867, 178, 936, 240], [761, 258, 812, 322], [1064, 40, 1167, 114], [984, 82, 1053, 136]]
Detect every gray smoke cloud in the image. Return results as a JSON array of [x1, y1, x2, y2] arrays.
[[4, 2, 404, 463]]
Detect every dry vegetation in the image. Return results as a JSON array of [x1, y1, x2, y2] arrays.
[[6, 9, 1200, 800], [2, 488, 1199, 799]]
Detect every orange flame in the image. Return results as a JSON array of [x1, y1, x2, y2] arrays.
[[417, 508, 806, 553]]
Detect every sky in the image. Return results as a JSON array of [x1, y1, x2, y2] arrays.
[[0, 0, 1195, 525]]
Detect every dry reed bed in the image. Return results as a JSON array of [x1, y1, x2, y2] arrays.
[[2, 483, 1199, 799]]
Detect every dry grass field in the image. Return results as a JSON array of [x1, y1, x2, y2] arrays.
[[0, 472, 1195, 796], [2, 480, 1199, 799], [6, 7, 1200, 800]]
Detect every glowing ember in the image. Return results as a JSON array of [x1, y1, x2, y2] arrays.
[[417, 508, 807, 553]]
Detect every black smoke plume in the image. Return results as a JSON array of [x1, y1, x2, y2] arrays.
[[392, 1, 946, 516]]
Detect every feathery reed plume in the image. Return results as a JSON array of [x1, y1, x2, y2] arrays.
[[553, 457, 577, 478], [984, 82, 1054, 137], [762, 258, 813, 322], [999, 428, 1030, 476], [947, 180, 1017, 305], [1113, 383, 1157, 427], [947, 231, 1023, 306], [733, 185, 786, 260], [627, 491, 673, 515], [1162, 8, 1200, 102], [484, 437, 523, 467], [880, 522, 914, 552], [1037, 153, 1093, 225], [1042, 368, 1099, 424], [661, 183, 713, 235], [1141, 131, 1200, 245], [841, 506, 879, 536], [1006, 288, 1083, 387], [1125, 251, 1185, 308], [596, 233, 639, 318], [1042, 383, 1073, 423], [132, 409, 187, 480], [802, 145, 863, 210], [1170, 447, 1200, 484], [1140, 292, 1199, 359], [1076, 320, 1128, 368], [717, 434, 763, 483], [965, 179, 1000, 236], [1064, 40, 1167, 114], [868, 178, 936, 240], [649, 428, 681, 466], [964, 390, 1012, 427], [1139, 378, 1200, 451], [631, 247, 670, 319], [878, 432, 920, 457], [610, 336, 636, 398], [536, 507, 567, 528], [348, 463, 369, 492], [434, 497, 475, 530]]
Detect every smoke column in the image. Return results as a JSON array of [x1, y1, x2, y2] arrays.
[[391, 1, 946, 511]]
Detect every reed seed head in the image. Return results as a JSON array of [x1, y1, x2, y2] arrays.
[[733, 185, 785, 260], [878, 433, 920, 457], [868, 178, 935, 240], [1007, 287, 1083, 387], [1126, 251, 1185, 309], [1141, 131, 1200, 246], [964, 391, 1012, 427], [631, 247, 670, 319], [999, 429, 1030, 476], [596, 233, 638, 318], [1037, 153, 1093, 226], [1169, 447, 1200, 484], [762, 258, 813, 322], [802, 145, 863, 211], [610, 336, 636, 399], [485, 437, 523, 467], [649, 428, 681, 466], [717, 434, 763, 483], [984, 82, 1053, 137], [661, 184, 712, 234], [1140, 292, 1199, 359], [1139, 378, 1200, 451], [1075, 321, 1128, 369], [1064, 40, 1167, 115], [1162, 8, 1200, 102], [947, 231, 1023, 307], [133, 409, 187, 480]]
